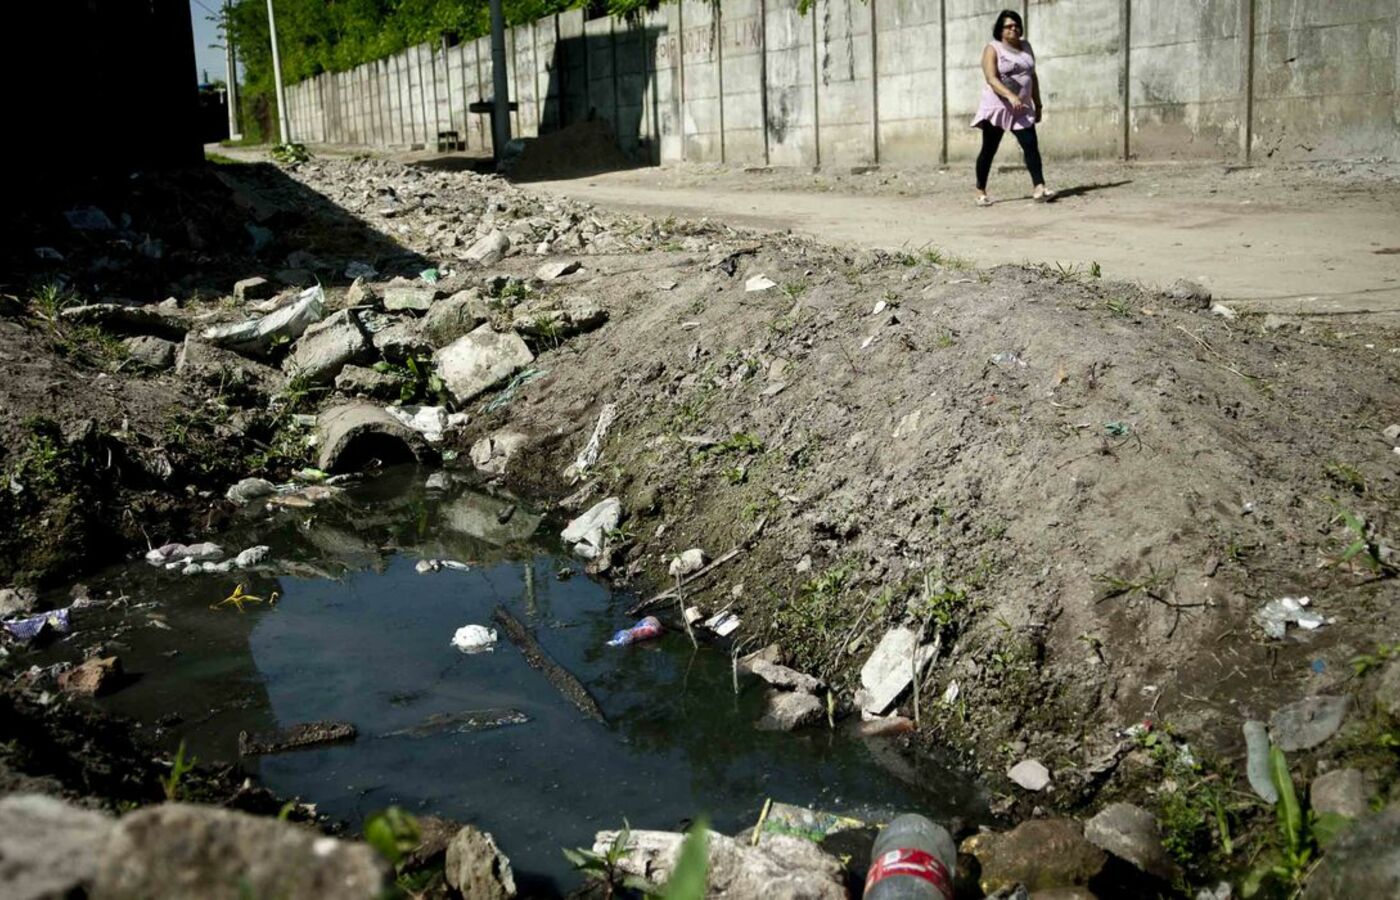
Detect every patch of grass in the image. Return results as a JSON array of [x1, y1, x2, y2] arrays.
[[781, 279, 810, 300], [724, 464, 747, 485], [204, 152, 246, 165], [1103, 297, 1133, 318], [933, 329, 956, 348], [1092, 567, 1172, 602], [25, 283, 126, 363], [1325, 461, 1367, 495], [773, 566, 852, 671], [161, 741, 196, 801], [1329, 505, 1394, 576], [920, 245, 973, 269], [1352, 641, 1400, 677]]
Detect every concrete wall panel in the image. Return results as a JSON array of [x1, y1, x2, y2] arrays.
[[875, 0, 943, 164], [765, 1, 818, 166], [1028, 0, 1123, 159], [815, 0, 876, 165], [681, 0, 724, 161], [720, 0, 767, 164]]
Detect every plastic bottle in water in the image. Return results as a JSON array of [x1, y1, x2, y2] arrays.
[[864, 813, 956, 899], [606, 615, 664, 647]]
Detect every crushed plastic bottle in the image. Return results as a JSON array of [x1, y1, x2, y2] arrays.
[[864, 813, 956, 900], [606, 616, 663, 647]]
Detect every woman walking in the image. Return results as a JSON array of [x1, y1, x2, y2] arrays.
[[971, 9, 1055, 206]]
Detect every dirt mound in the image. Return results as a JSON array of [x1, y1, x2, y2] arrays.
[[506, 120, 636, 182]]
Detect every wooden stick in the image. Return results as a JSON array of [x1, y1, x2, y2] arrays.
[[492, 605, 606, 724]]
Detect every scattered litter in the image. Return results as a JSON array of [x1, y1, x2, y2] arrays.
[[34, 246, 64, 261], [1209, 302, 1238, 320], [146, 542, 225, 566], [417, 559, 471, 573], [344, 261, 378, 279], [658, 280, 679, 291], [386, 405, 450, 443], [419, 267, 439, 284], [607, 616, 664, 647], [1104, 421, 1131, 437], [1255, 596, 1333, 639], [668, 548, 707, 578], [451, 624, 498, 653], [1242, 719, 1278, 803], [989, 351, 1026, 368], [202, 284, 326, 356], [234, 546, 270, 568], [561, 497, 622, 559], [573, 403, 618, 474], [1008, 758, 1052, 791], [209, 583, 278, 613], [856, 627, 938, 715], [1311, 659, 1326, 674], [705, 611, 741, 637], [267, 484, 341, 509], [481, 368, 547, 413], [684, 606, 704, 625], [942, 680, 961, 705], [3, 608, 72, 642], [745, 274, 777, 292], [872, 300, 887, 315]]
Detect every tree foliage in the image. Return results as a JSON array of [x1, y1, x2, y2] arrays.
[[227, 0, 660, 139]]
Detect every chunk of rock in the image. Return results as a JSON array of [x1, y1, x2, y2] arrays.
[[1269, 695, 1349, 751], [464, 230, 511, 265], [513, 296, 608, 339], [434, 325, 535, 404], [122, 335, 177, 370], [1008, 759, 1052, 792], [596, 828, 846, 899], [745, 659, 823, 694], [470, 430, 529, 476], [0, 794, 115, 900], [234, 276, 276, 302], [94, 803, 387, 899], [756, 689, 825, 731], [226, 477, 276, 505], [444, 825, 516, 899], [1303, 806, 1400, 899], [382, 280, 442, 312], [0, 586, 38, 618], [1164, 278, 1211, 309], [560, 497, 622, 559], [58, 656, 123, 697], [370, 320, 432, 363], [667, 548, 707, 578], [176, 336, 285, 398], [856, 627, 938, 715], [1084, 802, 1177, 882], [283, 309, 371, 384], [536, 259, 580, 281], [239, 720, 358, 756], [315, 402, 437, 473], [334, 364, 403, 399], [422, 289, 490, 347], [962, 819, 1107, 894], [1375, 660, 1400, 719], [1309, 769, 1371, 819]]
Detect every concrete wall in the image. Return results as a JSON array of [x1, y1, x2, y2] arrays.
[[283, 0, 1400, 166]]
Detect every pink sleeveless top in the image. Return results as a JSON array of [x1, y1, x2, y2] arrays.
[[971, 40, 1037, 131]]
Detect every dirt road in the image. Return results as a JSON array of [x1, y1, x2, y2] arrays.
[[525, 159, 1400, 318]]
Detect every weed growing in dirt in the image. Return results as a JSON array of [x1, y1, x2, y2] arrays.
[[774, 566, 852, 671], [933, 329, 956, 348], [1328, 505, 1394, 576], [1324, 461, 1367, 495], [1351, 641, 1400, 676], [782, 279, 810, 300], [372, 356, 449, 406], [1103, 297, 1134, 318], [1241, 747, 1351, 898], [920, 245, 973, 270], [161, 741, 196, 801], [1133, 725, 1239, 889], [26, 283, 126, 363]]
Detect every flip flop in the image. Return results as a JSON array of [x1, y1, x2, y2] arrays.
[[976, 195, 994, 207], [1034, 189, 1057, 203]]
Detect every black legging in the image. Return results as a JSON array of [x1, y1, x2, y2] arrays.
[[975, 124, 1044, 191]]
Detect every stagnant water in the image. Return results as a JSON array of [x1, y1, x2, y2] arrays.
[[37, 468, 984, 893]]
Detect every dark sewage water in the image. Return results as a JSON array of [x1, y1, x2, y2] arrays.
[[37, 467, 985, 894]]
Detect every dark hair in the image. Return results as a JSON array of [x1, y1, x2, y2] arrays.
[[993, 9, 1024, 40]]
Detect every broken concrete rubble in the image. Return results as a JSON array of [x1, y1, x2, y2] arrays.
[[315, 402, 437, 473], [594, 828, 846, 899], [464, 230, 511, 265], [434, 324, 535, 404], [121, 335, 177, 370], [422, 289, 490, 347], [856, 626, 938, 714], [756, 689, 825, 731], [470, 430, 528, 476], [233, 276, 276, 302], [382, 279, 442, 312], [283, 309, 370, 384]]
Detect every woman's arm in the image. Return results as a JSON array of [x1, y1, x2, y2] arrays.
[[982, 45, 1025, 108], [1032, 72, 1043, 122]]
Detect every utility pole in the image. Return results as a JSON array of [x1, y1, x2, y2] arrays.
[[488, 0, 511, 161], [225, 0, 242, 140], [266, 0, 292, 143]]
